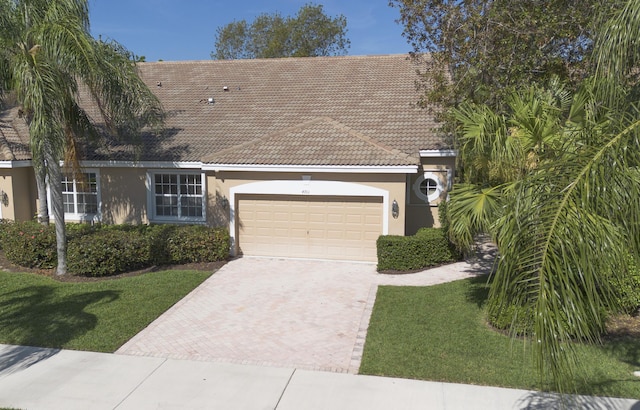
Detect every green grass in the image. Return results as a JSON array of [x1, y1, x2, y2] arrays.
[[360, 276, 640, 399], [0, 270, 212, 352]]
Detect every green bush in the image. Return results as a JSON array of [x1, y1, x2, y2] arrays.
[[67, 229, 151, 276], [486, 299, 534, 336], [607, 253, 640, 314], [2, 220, 56, 268], [165, 225, 230, 264], [376, 228, 461, 272], [1, 220, 230, 276], [0, 219, 12, 250]]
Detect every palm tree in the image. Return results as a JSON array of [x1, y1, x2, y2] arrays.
[[489, 82, 640, 392], [446, 80, 573, 252], [446, 62, 640, 394], [0, 0, 163, 275]]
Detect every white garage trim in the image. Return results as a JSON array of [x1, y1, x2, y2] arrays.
[[229, 180, 389, 256]]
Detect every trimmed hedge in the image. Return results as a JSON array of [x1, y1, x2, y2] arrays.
[[376, 228, 461, 272], [67, 229, 152, 276], [1, 220, 57, 269], [1, 220, 230, 277], [165, 225, 230, 264]]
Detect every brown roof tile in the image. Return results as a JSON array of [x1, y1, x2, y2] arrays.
[[0, 108, 31, 161], [205, 116, 417, 166], [1, 54, 448, 166]]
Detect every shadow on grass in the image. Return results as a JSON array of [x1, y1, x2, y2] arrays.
[[602, 335, 640, 368], [465, 274, 491, 308], [0, 286, 119, 348]]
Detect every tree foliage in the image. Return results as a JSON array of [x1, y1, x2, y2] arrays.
[[0, 0, 163, 274], [390, 0, 620, 112], [438, 0, 640, 391], [211, 3, 350, 59]]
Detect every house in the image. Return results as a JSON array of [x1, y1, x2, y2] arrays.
[[0, 54, 455, 262]]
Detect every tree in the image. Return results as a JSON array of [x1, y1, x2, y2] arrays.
[[441, 0, 640, 389], [0, 0, 163, 275], [446, 76, 640, 393], [389, 0, 620, 112], [211, 3, 350, 59]]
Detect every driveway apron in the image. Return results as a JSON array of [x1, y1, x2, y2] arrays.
[[116, 256, 489, 373]]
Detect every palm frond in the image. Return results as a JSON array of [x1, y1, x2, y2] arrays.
[[490, 115, 640, 393]]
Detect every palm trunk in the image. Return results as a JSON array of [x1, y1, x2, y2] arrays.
[[35, 158, 50, 225], [44, 150, 67, 275]]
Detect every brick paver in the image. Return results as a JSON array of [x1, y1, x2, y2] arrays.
[[116, 252, 494, 373]]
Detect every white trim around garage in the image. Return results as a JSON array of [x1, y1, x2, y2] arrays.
[[228, 179, 390, 257]]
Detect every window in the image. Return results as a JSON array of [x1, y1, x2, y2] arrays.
[[151, 172, 205, 221], [419, 177, 439, 198], [412, 172, 443, 203], [62, 171, 100, 220]]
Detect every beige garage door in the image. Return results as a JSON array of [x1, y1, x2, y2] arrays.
[[238, 194, 383, 262]]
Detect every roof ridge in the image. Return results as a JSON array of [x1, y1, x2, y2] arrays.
[[321, 117, 415, 162], [141, 54, 412, 65], [202, 117, 329, 163]]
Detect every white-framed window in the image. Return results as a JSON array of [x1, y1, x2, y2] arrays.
[[148, 171, 206, 222], [62, 170, 100, 221], [412, 172, 444, 203]]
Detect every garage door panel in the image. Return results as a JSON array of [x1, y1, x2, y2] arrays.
[[238, 195, 382, 262]]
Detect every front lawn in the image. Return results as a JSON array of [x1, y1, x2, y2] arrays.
[[0, 270, 213, 352], [360, 276, 640, 399]]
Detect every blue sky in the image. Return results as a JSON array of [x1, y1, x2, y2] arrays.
[[88, 1, 412, 62]]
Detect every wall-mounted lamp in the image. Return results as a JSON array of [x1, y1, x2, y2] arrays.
[[0, 190, 8, 207], [219, 196, 229, 210], [391, 199, 399, 219]]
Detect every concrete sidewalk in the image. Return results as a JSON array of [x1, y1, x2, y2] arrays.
[[1, 344, 637, 410]]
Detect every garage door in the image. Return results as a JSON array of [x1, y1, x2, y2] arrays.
[[237, 194, 383, 262]]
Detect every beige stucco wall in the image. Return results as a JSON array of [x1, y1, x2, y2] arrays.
[[0, 167, 36, 221], [405, 156, 456, 235], [98, 167, 149, 224]]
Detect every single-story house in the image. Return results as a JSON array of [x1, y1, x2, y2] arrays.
[[0, 54, 455, 262]]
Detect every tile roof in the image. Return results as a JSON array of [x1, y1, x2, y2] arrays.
[[205, 116, 417, 166], [1, 54, 448, 166], [0, 108, 31, 161]]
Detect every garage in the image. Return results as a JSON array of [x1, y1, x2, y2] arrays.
[[237, 194, 383, 262]]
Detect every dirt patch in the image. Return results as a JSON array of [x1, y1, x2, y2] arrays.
[[606, 313, 640, 339], [0, 250, 227, 282]]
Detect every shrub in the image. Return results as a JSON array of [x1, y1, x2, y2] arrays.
[[67, 229, 151, 277], [607, 253, 640, 314], [0, 218, 12, 250], [376, 228, 461, 272], [2, 221, 230, 276], [486, 299, 534, 336], [2, 220, 56, 268], [165, 225, 230, 264]]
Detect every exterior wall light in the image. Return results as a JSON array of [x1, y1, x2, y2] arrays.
[[392, 199, 399, 219]]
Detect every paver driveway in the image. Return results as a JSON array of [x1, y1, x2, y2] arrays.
[[116, 255, 492, 373]]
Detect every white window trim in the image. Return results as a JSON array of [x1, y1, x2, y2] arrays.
[[146, 170, 207, 223], [412, 172, 444, 203], [49, 169, 102, 223]]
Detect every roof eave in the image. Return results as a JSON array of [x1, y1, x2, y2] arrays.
[[420, 149, 457, 157], [0, 160, 33, 168], [203, 164, 419, 174]]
